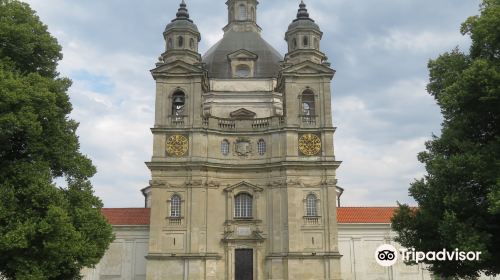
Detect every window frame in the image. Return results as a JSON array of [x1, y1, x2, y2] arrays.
[[234, 193, 253, 219], [301, 90, 315, 116], [305, 194, 318, 217], [257, 139, 266, 156], [238, 4, 247, 20], [235, 64, 251, 78], [170, 194, 182, 218], [171, 91, 186, 117], [221, 139, 230, 156]]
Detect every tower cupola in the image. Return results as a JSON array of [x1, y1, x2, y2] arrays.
[[224, 0, 261, 33], [160, 0, 201, 64], [284, 1, 327, 65]]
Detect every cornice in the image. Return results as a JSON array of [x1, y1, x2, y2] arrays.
[[146, 160, 341, 171]]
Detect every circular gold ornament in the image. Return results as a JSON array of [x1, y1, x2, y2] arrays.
[[166, 135, 188, 157], [298, 134, 321, 156]]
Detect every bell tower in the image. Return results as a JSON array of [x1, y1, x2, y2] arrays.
[[146, 1, 210, 279]]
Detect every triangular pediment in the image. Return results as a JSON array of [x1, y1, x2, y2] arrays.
[[227, 49, 258, 61], [151, 60, 204, 76], [281, 60, 335, 76], [224, 181, 263, 193], [229, 108, 257, 119]]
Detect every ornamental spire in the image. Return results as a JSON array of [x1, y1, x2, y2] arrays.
[[173, 0, 192, 22], [294, 0, 314, 22]]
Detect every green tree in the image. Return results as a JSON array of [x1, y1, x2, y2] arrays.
[[392, 0, 500, 278], [0, 1, 114, 279]]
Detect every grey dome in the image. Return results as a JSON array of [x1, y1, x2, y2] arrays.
[[202, 31, 283, 79], [287, 19, 320, 32], [165, 20, 199, 33]]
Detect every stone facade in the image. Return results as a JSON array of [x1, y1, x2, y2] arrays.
[[80, 2, 500, 280], [144, 1, 342, 279]]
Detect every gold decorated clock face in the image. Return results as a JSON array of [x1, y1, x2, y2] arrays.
[[166, 135, 188, 157], [298, 134, 321, 156]]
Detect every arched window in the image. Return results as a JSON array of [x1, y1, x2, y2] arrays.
[[221, 139, 230, 156], [302, 90, 315, 116], [257, 139, 266, 156], [235, 193, 252, 218], [171, 195, 181, 217], [172, 91, 185, 119], [238, 4, 247, 20], [306, 194, 317, 216], [178, 36, 184, 47], [189, 38, 195, 50], [235, 64, 250, 78], [167, 38, 173, 50], [292, 38, 297, 50], [303, 36, 309, 47]]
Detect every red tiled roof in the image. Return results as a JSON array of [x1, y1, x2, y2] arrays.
[[100, 207, 397, 226], [101, 208, 150, 225], [337, 207, 397, 224]]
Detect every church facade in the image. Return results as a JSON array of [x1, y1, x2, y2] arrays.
[[80, 2, 500, 280], [144, 1, 342, 279]]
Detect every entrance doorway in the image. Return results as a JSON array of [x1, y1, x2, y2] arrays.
[[235, 249, 253, 280]]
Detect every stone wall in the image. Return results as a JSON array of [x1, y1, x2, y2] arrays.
[[82, 223, 499, 280], [82, 226, 149, 280]]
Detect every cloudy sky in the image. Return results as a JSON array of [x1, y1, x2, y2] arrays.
[[24, 0, 481, 207]]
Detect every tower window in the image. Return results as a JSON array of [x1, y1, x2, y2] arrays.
[[306, 194, 318, 216], [178, 36, 184, 47], [167, 38, 173, 50], [257, 139, 266, 156], [171, 195, 181, 217], [235, 193, 252, 218], [172, 91, 185, 118], [221, 140, 230, 156], [303, 36, 309, 47], [302, 90, 315, 116], [235, 64, 250, 78], [238, 4, 247, 20], [292, 38, 297, 50], [189, 38, 195, 50]]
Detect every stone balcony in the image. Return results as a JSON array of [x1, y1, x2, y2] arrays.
[[162, 115, 322, 131], [203, 116, 286, 131]]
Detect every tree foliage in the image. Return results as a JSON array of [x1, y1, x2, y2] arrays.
[[0, 1, 114, 279], [392, 0, 500, 278]]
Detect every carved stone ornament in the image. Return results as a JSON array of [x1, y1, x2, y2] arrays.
[[149, 180, 167, 187], [298, 134, 321, 156], [166, 135, 188, 157], [234, 138, 252, 157], [230, 108, 257, 120]]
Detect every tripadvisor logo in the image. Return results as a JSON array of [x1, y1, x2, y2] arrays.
[[375, 244, 482, 267]]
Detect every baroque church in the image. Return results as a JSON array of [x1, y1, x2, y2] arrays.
[[81, 1, 498, 280]]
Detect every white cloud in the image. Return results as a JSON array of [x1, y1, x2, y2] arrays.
[[20, 0, 479, 208], [364, 29, 467, 53], [336, 136, 428, 206]]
